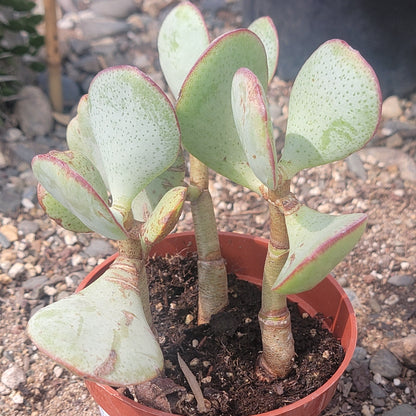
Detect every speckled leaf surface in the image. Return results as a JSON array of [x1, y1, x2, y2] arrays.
[[177, 29, 268, 193], [231, 68, 278, 190], [248, 16, 278, 84], [278, 40, 381, 179], [27, 266, 164, 386], [131, 152, 185, 222], [32, 151, 127, 240], [87, 66, 180, 212], [158, 1, 209, 98], [273, 205, 367, 294], [141, 186, 187, 249], [66, 95, 109, 188], [37, 184, 91, 233]]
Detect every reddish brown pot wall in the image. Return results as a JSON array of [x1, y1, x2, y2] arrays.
[[78, 232, 357, 416]]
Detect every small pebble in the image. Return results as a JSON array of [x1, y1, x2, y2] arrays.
[[185, 314, 194, 325], [1, 366, 26, 389], [53, 366, 63, 378]]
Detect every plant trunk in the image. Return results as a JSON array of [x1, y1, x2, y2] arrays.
[[189, 155, 228, 325], [117, 238, 153, 328], [257, 182, 295, 380]]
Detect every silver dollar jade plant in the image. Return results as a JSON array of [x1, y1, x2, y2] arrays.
[[27, 0, 381, 403]]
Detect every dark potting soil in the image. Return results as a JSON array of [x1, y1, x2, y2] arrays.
[[123, 253, 344, 416]]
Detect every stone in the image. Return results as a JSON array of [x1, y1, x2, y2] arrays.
[[1, 365, 26, 389], [346, 153, 367, 180], [79, 13, 131, 41], [90, 0, 137, 19], [388, 274, 415, 287], [22, 275, 48, 291], [4, 128, 24, 142], [351, 362, 371, 392], [0, 225, 18, 242], [369, 349, 402, 379], [83, 239, 114, 258], [0, 233, 11, 249], [17, 220, 40, 235], [370, 381, 387, 398], [382, 96, 402, 119], [383, 404, 416, 416], [387, 335, 416, 369], [14, 86, 53, 138], [74, 55, 102, 73], [141, 0, 176, 17], [359, 147, 416, 183], [0, 189, 21, 216], [38, 72, 82, 109], [385, 133, 403, 148], [7, 263, 25, 279]]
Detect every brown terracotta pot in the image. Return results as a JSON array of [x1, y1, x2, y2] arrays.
[[77, 232, 357, 416]]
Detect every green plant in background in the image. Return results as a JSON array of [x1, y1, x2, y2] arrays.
[[27, 0, 381, 404], [0, 0, 44, 118]]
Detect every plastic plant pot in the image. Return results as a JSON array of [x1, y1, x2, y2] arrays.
[[77, 232, 357, 416]]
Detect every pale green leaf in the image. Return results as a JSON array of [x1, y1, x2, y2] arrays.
[[231, 68, 278, 190], [158, 1, 209, 98], [87, 66, 181, 212], [32, 151, 127, 240], [132, 152, 185, 222], [37, 184, 91, 233], [27, 266, 164, 386], [273, 205, 367, 294], [248, 16, 278, 84], [141, 186, 187, 249], [278, 39, 381, 179], [177, 29, 269, 193], [67, 95, 109, 188]]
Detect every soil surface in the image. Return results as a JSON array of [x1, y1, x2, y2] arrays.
[[0, 1, 416, 416]]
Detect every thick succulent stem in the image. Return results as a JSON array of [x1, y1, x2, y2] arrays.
[[257, 181, 295, 380], [116, 238, 153, 328], [189, 155, 228, 325]]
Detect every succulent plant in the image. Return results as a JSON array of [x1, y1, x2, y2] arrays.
[[27, 0, 381, 405], [171, 3, 381, 379]]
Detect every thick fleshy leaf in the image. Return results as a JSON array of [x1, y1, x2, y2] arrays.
[[177, 29, 268, 193], [37, 184, 91, 233], [131, 152, 185, 222], [87, 66, 181, 212], [66, 95, 109, 188], [32, 151, 127, 240], [231, 68, 278, 190], [158, 1, 209, 99], [27, 266, 164, 386], [141, 186, 187, 249], [273, 205, 367, 294], [248, 16, 278, 84], [278, 39, 381, 179]]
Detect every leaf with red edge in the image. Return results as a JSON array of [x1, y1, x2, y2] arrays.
[[231, 68, 278, 190], [273, 205, 367, 294], [248, 16, 279, 84], [37, 184, 91, 233], [278, 40, 381, 179], [177, 29, 268, 193], [158, 1, 209, 99], [32, 151, 127, 240]]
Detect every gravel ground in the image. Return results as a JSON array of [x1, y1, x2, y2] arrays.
[[0, 1, 416, 415]]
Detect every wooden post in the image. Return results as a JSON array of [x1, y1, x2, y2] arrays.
[[44, 0, 63, 112]]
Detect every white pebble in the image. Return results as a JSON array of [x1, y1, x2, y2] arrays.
[[11, 391, 24, 404], [7, 263, 25, 279], [43, 285, 57, 296], [53, 366, 63, 378], [393, 378, 401, 386]]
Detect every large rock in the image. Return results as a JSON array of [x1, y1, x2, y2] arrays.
[[243, 0, 416, 97], [369, 349, 402, 379], [79, 12, 131, 41], [387, 335, 416, 369], [90, 0, 138, 19], [14, 86, 53, 138]]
